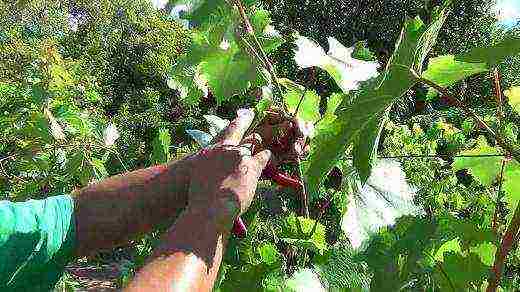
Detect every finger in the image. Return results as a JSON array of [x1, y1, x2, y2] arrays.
[[215, 108, 255, 146], [252, 149, 272, 176]]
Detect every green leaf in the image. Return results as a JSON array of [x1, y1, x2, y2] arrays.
[[200, 48, 257, 104], [151, 128, 171, 164], [503, 163, 520, 217], [302, 116, 353, 198], [283, 89, 321, 123], [257, 242, 281, 266], [285, 268, 326, 292], [453, 136, 520, 221], [504, 86, 520, 115], [250, 9, 270, 33], [261, 271, 286, 292], [342, 160, 422, 249], [253, 94, 273, 126], [422, 55, 488, 99], [435, 238, 462, 262], [470, 242, 496, 266], [452, 136, 503, 185], [303, 7, 453, 195], [314, 241, 372, 290], [352, 41, 377, 61], [183, 0, 227, 27], [436, 252, 489, 291], [412, 4, 451, 73], [53, 103, 94, 137], [352, 112, 388, 184], [168, 63, 207, 106], [250, 9, 284, 53], [90, 158, 109, 180], [217, 264, 271, 292], [455, 35, 520, 67], [294, 36, 379, 93], [277, 78, 305, 92], [326, 93, 343, 116], [280, 213, 327, 255], [313, 93, 343, 134], [29, 111, 52, 143]]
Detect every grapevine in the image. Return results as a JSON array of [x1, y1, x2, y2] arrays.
[[2, 0, 520, 290]]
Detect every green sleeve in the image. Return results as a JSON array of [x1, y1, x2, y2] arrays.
[[0, 195, 76, 291]]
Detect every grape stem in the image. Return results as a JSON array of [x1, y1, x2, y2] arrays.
[[414, 73, 520, 163], [487, 203, 520, 292], [413, 71, 520, 292], [231, 0, 285, 110], [296, 157, 310, 217]]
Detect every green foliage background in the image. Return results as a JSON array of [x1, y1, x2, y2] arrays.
[[1, 0, 519, 291]]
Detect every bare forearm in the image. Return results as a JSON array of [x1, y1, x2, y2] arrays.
[[72, 162, 189, 257], [124, 206, 230, 292]]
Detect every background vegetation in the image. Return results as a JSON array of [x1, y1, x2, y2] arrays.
[[1, 0, 519, 291]]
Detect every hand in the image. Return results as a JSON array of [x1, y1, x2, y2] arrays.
[[256, 110, 311, 166], [183, 108, 271, 231]]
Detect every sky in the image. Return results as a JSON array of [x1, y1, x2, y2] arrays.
[[495, 0, 520, 28], [150, 0, 168, 10], [149, 0, 520, 28]]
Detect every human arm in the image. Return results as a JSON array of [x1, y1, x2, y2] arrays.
[[72, 156, 192, 257], [124, 108, 271, 292]]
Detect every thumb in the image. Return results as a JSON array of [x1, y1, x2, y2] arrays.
[[253, 149, 271, 174]]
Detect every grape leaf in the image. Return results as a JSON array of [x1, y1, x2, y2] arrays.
[[435, 252, 489, 291], [503, 163, 520, 217], [294, 35, 379, 94], [314, 241, 372, 291], [352, 112, 388, 184], [434, 238, 462, 262], [422, 55, 488, 99], [283, 89, 321, 123], [53, 103, 95, 137], [200, 47, 257, 104], [249, 9, 284, 53], [303, 7, 451, 194], [504, 86, 520, 115], [257, 242, 281, 266], [90, 158, 109, 180], [168, 63, 207, 106], [151, 128, 171, 164], [280, 213, 328, 255], [277, 78, 305, 93], [413, 4, 451, 73], [341, 159, 423, 249], [352, 41, 377, 61], [452, 136, 503, 186], [470, 242, 496, 266], [285, 268, 326, 292], [455, 35, 520, 67], [453, 136, 520, 219], [181, 0, 227, 27], [29, 111, 52, 143], [254, 94, 272, 123]]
